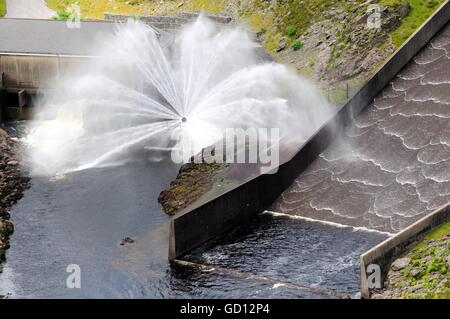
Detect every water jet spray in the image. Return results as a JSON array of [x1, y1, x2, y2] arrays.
[[28, 18, 331, 176]]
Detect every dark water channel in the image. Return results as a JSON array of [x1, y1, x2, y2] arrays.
[[0, 157, 386, 298]]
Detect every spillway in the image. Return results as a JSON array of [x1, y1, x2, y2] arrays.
[[272, 23, 450, 234]]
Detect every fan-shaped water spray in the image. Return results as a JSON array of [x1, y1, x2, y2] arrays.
[[27, 17, 331, 176]]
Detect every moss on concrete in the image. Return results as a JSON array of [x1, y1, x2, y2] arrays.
[[158, 162, 229, 215]]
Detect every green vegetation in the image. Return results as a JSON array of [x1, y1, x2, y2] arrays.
[[414, 221, 450, 251], [292, 40, 303, 51], [287, 25, 297, 37], [0, 0, 6, 18], [384, 221, 450, 299], [158, 162, 229, 215], [52, 9, 71, 20], [45, 0, 446, 53], [387, 0, 446, 47], [45, 0, 227, 19]]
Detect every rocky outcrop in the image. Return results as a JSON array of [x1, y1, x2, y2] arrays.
[[0, 128, 30, 263], [158, 161, 228, 216]]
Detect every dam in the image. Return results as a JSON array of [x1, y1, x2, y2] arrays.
[[0, 16, 377, 299], [273, 23, 450, 233]]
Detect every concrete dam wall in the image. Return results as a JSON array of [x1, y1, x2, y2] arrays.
[[0, 19, 119, 116]]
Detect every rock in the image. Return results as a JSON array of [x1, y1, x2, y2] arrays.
[[447, 255, 450, 267], [256, 31, 265, 43], [396, 2, 410, 19], [391, 257, 411, 271], [276, 37, 287, 52], [120, 237, 135, 246], [0, 219, 13, 235], [409, 268, 421, 278], [6, 161, 19, 166]]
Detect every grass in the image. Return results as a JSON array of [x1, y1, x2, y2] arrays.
[[45, 0, 146, 19], [414, 221, 450, 251], [0, 0, 6, 18], [387, 0, 446, 47], [287, 25, 297, 37], [45, 0, 446, 54], [393, 221, 450, 298], [238, 0, 367, 52], [45, 0, 227, 19]]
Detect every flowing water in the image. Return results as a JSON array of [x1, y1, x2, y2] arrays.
[[0, 158, 386, 298], [273, 23, 450, 234], [29, 17, 330, 176]]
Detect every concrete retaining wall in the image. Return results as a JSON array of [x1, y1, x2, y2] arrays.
[[360, 204, 450, 299], [0, 54, 90, 92], [104, 12, 232, 32], [169, 1, 450, 260], [0, 53, 91, 121]]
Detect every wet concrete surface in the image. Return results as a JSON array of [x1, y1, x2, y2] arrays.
[[272, 23, 450, 234]]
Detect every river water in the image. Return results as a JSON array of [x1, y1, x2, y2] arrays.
[[0, 157, 386, 298]]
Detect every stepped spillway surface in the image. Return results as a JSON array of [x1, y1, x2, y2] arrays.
[[272, 23, 450, 234]]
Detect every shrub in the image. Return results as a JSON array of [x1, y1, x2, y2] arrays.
[[292, 40, 303, 51], [0, 0, 5, 18], [52, 10, 71, 21], [426, 0, 439, 8], [287, 25, 297, 37]]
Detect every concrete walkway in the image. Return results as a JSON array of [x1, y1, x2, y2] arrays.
[[5, 0, 55, 19]]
